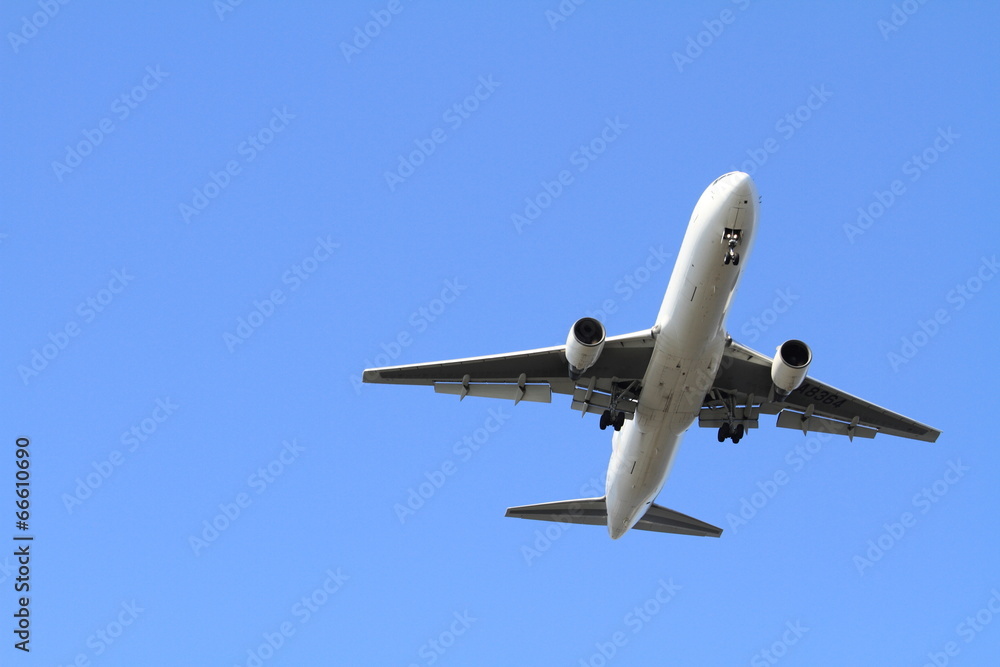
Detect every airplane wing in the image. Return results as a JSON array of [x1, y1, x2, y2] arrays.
[[701, 340, 940, 442], [362, 330, 655, 419]]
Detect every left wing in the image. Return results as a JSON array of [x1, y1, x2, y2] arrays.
[[701, 340, 940, 442], [362, 330, 655, 418]]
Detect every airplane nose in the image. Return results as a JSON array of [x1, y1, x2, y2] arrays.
[[710, 171, 756, 203], [727, 171, 755, 201]]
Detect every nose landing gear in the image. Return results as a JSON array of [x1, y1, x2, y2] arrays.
[[723, 228, 742, 266]]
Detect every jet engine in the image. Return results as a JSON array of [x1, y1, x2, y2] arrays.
[[565, 317, 606, 380], [771, 339, 812, 396]]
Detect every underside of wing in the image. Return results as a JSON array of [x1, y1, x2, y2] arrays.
[[362, 330, 656, 415], [702, 339, 940, 442]]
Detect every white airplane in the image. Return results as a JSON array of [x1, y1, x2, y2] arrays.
[[363, 172, 940, 539]]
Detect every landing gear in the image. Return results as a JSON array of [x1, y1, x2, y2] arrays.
[[723, 228, 742, 266], [600, 410, 627, 432], [717, 422, 730, 442], [717, 422, 746, 443], [596, 379, 638, 432]]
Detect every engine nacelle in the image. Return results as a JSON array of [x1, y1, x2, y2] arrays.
[[771, 339, 812, 396], [565, 317, 606, 380]]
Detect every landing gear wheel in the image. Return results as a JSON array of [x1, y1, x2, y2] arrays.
[[732, 252, 740, 266], [600, 410, 611, 430], [724, 253, 731, 265], [732, 423, 745, 443], [717, 423, 731, 442], [614, 412, 626, 431]]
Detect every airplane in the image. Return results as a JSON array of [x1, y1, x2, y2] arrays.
[[363, 171, 940, 540]]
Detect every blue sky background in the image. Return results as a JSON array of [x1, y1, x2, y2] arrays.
[[3, 2, 998, 665]]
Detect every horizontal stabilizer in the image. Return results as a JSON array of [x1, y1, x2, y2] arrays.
[[635, 503, 723, 537], [505, 497, 722, 538]]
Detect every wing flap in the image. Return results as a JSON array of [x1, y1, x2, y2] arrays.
[[434, 382, 552, 403], [775, 409, 877, 440]]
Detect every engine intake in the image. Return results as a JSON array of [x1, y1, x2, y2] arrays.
[[771, 339, 812, 396], [565, 317, 606, 380]]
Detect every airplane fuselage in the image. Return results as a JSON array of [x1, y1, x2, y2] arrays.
[[605, 172, 759, 538]]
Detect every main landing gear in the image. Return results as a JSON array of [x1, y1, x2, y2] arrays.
[[717, 422, 745, 443], [600, 410, 626, 431], [598, 379, 638, 432], [723, 228, 742, 266]]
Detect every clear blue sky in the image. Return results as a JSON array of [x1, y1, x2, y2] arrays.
[[3, 2, 998, 665]]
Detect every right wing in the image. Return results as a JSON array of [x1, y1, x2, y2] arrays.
[[362, 330, 655, 417], [702, 339, 940, 442]]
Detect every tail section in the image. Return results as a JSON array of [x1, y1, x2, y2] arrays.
[[504, 497, 722, 538]]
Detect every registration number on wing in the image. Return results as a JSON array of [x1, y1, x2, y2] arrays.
[[797, 382, 846, 408]]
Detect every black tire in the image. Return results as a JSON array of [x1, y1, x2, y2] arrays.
[[614, 412, 626, 429], [734, 424, 745, 439], [718, 423, 731, 442], [600, 410, 610, 430], [733, 253, 740, 266]]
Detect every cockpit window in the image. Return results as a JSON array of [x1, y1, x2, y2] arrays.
[[710, 172, 738, 186]]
